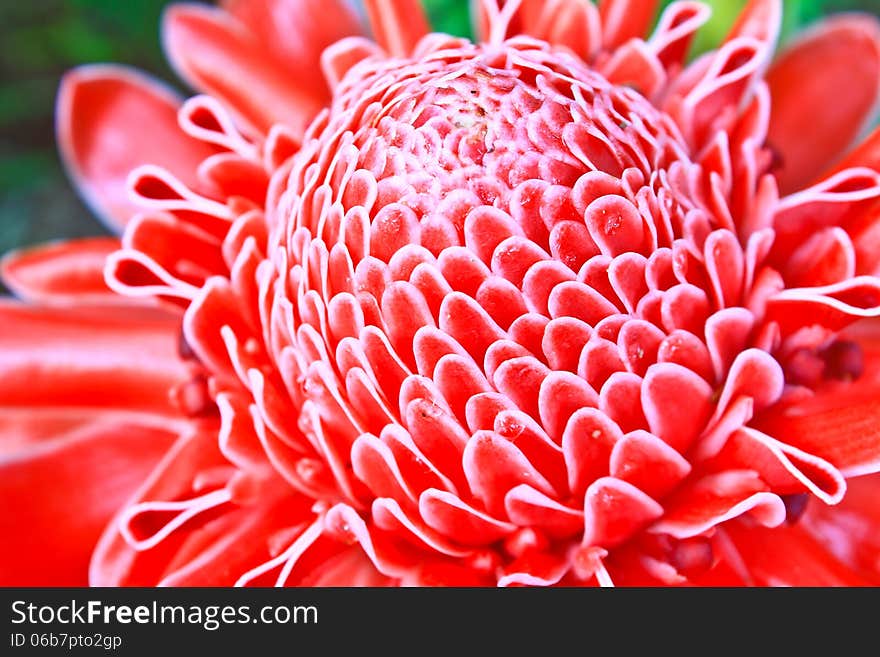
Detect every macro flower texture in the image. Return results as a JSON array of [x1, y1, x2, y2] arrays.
[[3, 0, 880, 587]]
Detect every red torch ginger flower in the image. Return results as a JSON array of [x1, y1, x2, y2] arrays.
[[3, 0, 880, 586]]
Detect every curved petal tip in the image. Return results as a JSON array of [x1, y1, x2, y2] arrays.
[[56, 64, 214, 232]]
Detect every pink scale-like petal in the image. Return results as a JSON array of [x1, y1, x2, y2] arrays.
[[714, 348, 784, 423], [371, 205, 421, 263], [562, 407, 623, 498], [463, 430, 557, 518], [216, 392, 270, 471], [464, 206, 524, 266], [696, 396, 754, 462], [651, 471, 785, 539], [766, 276, 880, 335], [345, 368, 397, 435], [579, 337, 626, 390], [641, 362, 713, 453], [522, 260, 576, 316], [583, 476, 663, 548], [703, 229, 744, 308], [371, 498, 471, 557], [657, 329, 714, 382], [704, 308, 754, 381], [397, 374, 452, 418], [660, 283, 710, 335], [409, 265, 459, 323], [465, 392, 517, 433], [584, 195, 647, 257], [578, 255, 619, 306], [352, 435, 419, 506], [438, 292, 507, 364], [607, 253, 648, 315], [298, 362, 362, 454], [542, 317, 593, 373], [767, 15, 880, 193], [599, 371, 648, 433], [484, 341, 534, 386], [712, 427, 846, 505], [475, 277, 529, 331], [537, 371, 599, 443], [380, 281, 435, 369], [493, 356, 550, 423], [492, 236, 552, 287], [434, 354, 493, 425], [324, 504, 420, 579], [498, 552, 571, 587], [504, 484, 584, 539], [380, 425, 460, 498], [438, 246, 492, 298], [328, 293, 365, 343], [617, 319, 665, 377], [609, 430, 691, 500], [412, 326, 472, 378], [361, 326, 410, 404], [549, 220, 599, 272], [404, 398, 469, 492], [494, 409, 569, 495], [549, 281, 621, 325], [419, 488, 517, 546]]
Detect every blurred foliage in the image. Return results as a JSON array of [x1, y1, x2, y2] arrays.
[[1, 0, 879, 256], [0, 0, 171, 254]]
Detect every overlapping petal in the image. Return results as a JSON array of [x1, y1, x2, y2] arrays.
[[3, 0, 880, 588]]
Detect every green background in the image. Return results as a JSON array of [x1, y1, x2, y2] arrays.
[[1, 0, 879, 255]]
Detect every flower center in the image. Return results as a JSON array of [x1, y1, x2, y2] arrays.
[[281, 37, 695, 268], [241, 34, 838, 586], [256, 37, 742, 573]]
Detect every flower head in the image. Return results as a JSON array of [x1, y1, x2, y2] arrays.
[[3, 0, 880, 586]]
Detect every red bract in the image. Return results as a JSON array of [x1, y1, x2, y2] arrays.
[[2, 0, 880, 586]]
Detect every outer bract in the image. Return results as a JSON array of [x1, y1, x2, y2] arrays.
[[2, 0, 880, 586]]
